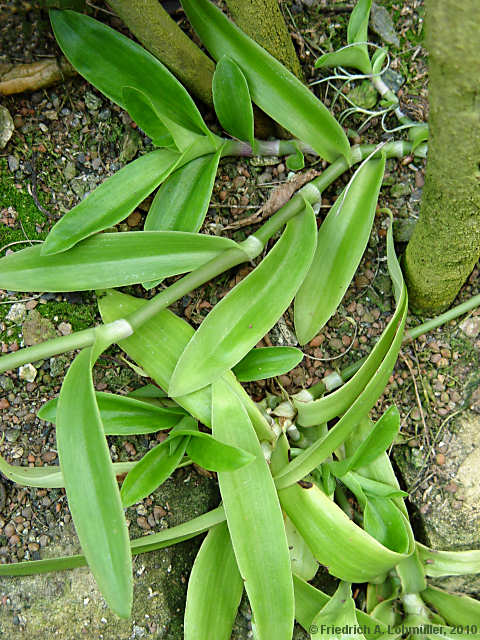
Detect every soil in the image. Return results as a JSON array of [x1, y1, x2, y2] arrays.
[[0, 0, 479, 638]]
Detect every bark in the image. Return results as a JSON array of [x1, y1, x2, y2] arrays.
[[107, 0, 215, 106], [0, 58, 75, 95], [225, 0, 303, 80], [403, 0, 480, 314]]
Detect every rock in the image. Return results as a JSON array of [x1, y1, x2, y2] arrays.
[[370, 3, 400, 47], [382, 69, 405, 94], [119, 128, 142, 163], [459, 316, 480, 338], [393, 218, 416, 242], [63, 160, 76, 181], [6, 303, 26, 325], [18, 363, 37, 383], [348, 80, 378, 110], [7, 155, 19, 172], [271, 317, 298, 347], [0, 105, 14, 150], [5, 428, 20, 443], [22, 310, 57, 346], [0, 375, 14, 392], [84, 90, 102, 112], [57, 322, 72, 336], [127, 211, 142, 227], [49, 355, 69, 378], [390, 183, 410, 198]]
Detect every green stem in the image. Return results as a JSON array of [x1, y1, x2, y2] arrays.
[[0, 141, 417, 375]]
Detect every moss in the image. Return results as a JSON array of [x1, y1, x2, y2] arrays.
[[0, 159, 48, 248], [36, 299, 98, 332]]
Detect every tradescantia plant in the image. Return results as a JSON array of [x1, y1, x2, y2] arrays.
[[1, 1, 480, 638]]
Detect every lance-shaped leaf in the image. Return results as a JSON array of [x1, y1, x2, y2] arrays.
[[285, 516, 318, 582], [232, 346, 303, 382], [294, 155, 385, 345], [396, 551, 427, 595], [315, 0, 372, 74], [38, 391, 184, 435], [417, 543, 480, 577], [363, 496, 411, 554], [409, 123, 429, 152], [212, 379, 294, 640], [121, 86, 174, 148], [169, 203, 317, 397], [421, 586, 480, 627], [0, 453, 136, 489], [98, 289, 274, 442], [181, 0, 350, 163], [310, 582, 366, 640], [169, 426, 255, 471], [50, 10, 210, 138], [0, 231, 238, 292], [293, 575, 389, 640], [41, 149, 179, 256], [329, 405, 400, 476], [185, 522, 243, 640], [213, 56, 254, 147], [120, 419, 192, 507], [0, 506, 226, 576], [279, 481, 414, 582], [56, 344, 132, 618]]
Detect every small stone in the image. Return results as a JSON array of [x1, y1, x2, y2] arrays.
[[393, 218, 417, 243], [28, 542, 39, 552], [8, 534, 20, 546], [6, 303, 26, 324], [25, 299, 38, 311], [49, 355, 69, 378], [119, 128, 141, 162], [63, 160, 76, 181], [0, 375, 14, 392], [382, 69, 405, 94], [5, 429, 20, 443], [153, 505, 166, 521], [0, 397, 9, 410], [348, 80, 378, 110], [370, 3, 400, 47], [127, 211, 142, 227], [390, 183, 410, 198], [57, 322, 72, 336], [436, 453, 446, 466], [22, 310, 57, 346], [460, 317, 480, 338], [8, 155, 19, 172], [0, 105, 14, 149], [309, 335, 324, 348], [39, 534, 49, 547], [84, 90, 102, 112], [137, 516, 151, 530], [41, 451, 57, 463], [18, 363, 37, 382]]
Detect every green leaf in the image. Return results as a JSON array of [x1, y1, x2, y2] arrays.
[[56, 345, 132, 617], [0, 452, 136, 489], [213, 56, 254, 147], [185, 522, 243, 640], [181, 0, 351, 163], [120, 424, 190, 507], [293, 575, 389, 640], [422, 586, 480, 627], [279, 481, 413, 582], [409, 123, 429, 152], [417, 543, 480, 577], [396, 551, 427, 594], [121, 86, 175, 148], [348, 0, 372, 44], [97, 290, 274, 442], [212, 379, 294, 640], [232, 346, 303, 382], [50, 10, 210, 137], [363, 496, 411, 553], [0, 231, 238, 292], [285, 146, 305, 171], [310, 582, 366, 639], [38, 391, 184, 434], [41, 148, 180, 256], [285, 516, 318, 581], [0, 505, 226, 576], [294, 156, 385, 345], [127, 384, 167, 399], [169, 203, 317, 396], [181, 433, 255, 471], [329, 405, 401, 475]]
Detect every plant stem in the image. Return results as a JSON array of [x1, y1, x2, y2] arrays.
[[0, 141, 418, 375]]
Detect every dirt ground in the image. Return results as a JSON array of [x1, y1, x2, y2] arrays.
[[0, 0, 479, 637]]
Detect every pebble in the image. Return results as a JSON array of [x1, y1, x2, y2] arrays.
[[18, 363, 37, 383], [0, 397, 9, 410], [57, 322, 72, 336], [6, 303, 26, 324], [153, 505, 166, 521], [127, 211, 142, 227], [137, 516, 151, 530], [309, 335, 324, 348], [459, 317, 480, 338], [4, 523, 15, 538], [436, 453, 446, 466], [0, 105, 14, 149], [8, 155, 19, 172], [39, 534, 49, 547]]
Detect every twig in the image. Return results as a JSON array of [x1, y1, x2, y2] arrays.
[[29, 152, 50, 217], [400, 353, 430, 450]]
